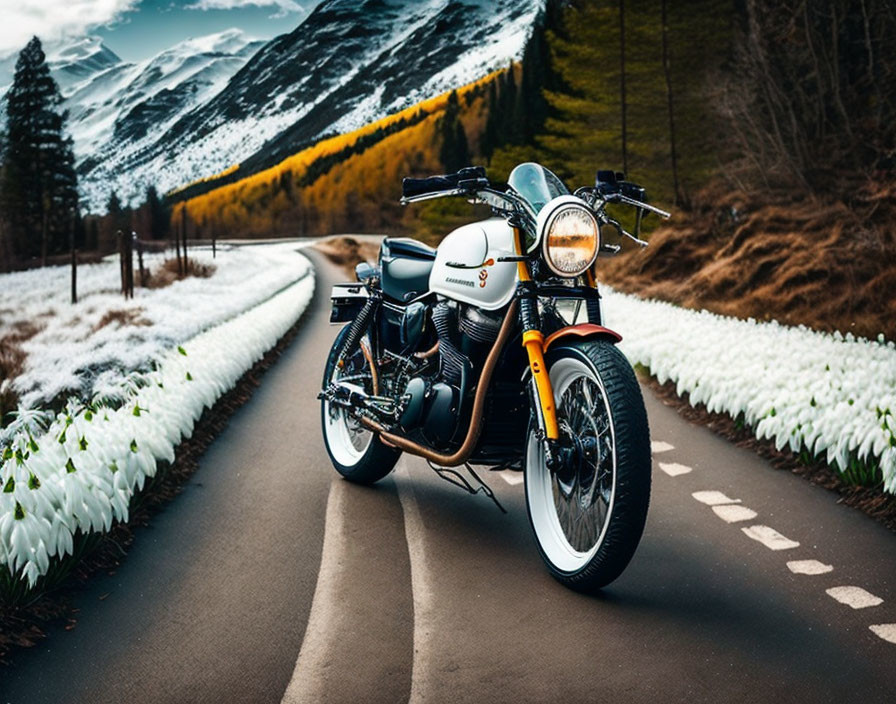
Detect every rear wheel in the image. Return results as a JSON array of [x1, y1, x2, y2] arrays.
[[525, 340, 650, 592], [321, 326, 400, 484]]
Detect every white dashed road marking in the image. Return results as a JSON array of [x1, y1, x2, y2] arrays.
[[656, 443, 887, 641], [281, 479, 345, 704], [658, 462, 692, 477], [787, 560, 834, 575], [741, 525, 800, 550], [870, 624, 896, 644], [395, 462, 436, 704], [712, 504, 758, 523], [692, 490, 741, 506], [826, 586, 883, 609]]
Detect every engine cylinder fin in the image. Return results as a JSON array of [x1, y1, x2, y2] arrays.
[[432, 301, 466, 385], [458, 305, 503, 343]]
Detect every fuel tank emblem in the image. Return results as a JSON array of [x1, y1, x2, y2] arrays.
[[479, 269, 488, 287]]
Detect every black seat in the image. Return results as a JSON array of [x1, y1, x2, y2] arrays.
[[383, 237, 436, 260], [380, 237, 436, 302]]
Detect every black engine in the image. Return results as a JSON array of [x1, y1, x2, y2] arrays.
[[397, 301, 504, 448]]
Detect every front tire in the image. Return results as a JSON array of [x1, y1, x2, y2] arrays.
[[525, 340, 651, 592], [321, 326, 400, 484]]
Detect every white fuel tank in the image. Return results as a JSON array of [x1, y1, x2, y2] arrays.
[[428, 218, 518, 310]]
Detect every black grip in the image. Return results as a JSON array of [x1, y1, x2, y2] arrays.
[[620, 181, 647, 202], [402, 166, 487, 198], [402, 175, 457, 198], [595, 168, 647, 202]]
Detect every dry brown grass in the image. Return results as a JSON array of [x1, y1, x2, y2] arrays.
[[314, 236, 380, 277], [0, 321, 45, 425], [599, 181, 896, 340], [144, 257, 216, 289], [92, 308, 153, 333]]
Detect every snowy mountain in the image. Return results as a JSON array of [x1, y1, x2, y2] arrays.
[[87, 0, 541, 210], [0, 30, 264, 209], [64, 30, 265, 177], [0, 36, 122, 96], [2, 0, 542, 211], [46, 37, 123, 93]]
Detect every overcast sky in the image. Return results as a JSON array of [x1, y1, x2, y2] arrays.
[[0, 0, 320, 62]]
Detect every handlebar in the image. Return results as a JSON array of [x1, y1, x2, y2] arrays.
[[400, 166, 670, 249], [402, 166, 486, 199]]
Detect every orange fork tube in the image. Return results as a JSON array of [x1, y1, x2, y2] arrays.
[[513, 227, 560, 440]]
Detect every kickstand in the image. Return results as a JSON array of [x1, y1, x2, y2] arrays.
[[426, 461, 507, 514]]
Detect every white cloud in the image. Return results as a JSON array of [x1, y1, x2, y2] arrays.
[[187, 0, 306, 18], [0, 1, 139, 57]]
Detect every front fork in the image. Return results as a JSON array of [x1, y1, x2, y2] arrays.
[[513, 227, 563, 469]]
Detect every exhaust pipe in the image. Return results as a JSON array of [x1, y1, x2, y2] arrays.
[[361, 300, 518, 467]]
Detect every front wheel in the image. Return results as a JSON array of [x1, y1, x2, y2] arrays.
[[525, 340, 651, 592]]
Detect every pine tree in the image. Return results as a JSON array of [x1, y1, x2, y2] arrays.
[[1, 36, 79, 262], [145, 185, 169, 239], [453, 120, 470, 171], [106, 190, 129, 234], [439, 91, 469, 173], [483, 80, 499, 163], [540, 0, 732, 202]]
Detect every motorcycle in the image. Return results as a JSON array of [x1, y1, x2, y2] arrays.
[[319, 163, 670, 591]]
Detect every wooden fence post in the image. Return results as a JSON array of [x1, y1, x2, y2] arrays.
[[181, 206, 188, 273], [136, 235, 146, 287], [70, 210, 78, 304], [118, 230, 125, 295], [127, 232, 135, 299], [174, 217, 182, 276]]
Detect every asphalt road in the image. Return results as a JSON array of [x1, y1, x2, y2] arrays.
[[3, 251, 895, 704]]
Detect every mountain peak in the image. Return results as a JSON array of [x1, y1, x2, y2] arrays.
[[46, 36, 121, 66], [165, 28, 258, 58]]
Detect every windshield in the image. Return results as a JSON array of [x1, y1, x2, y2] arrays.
[[508, 163, 569, 214]]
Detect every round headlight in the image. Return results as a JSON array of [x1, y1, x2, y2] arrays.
[[542, 204, 599, 277]]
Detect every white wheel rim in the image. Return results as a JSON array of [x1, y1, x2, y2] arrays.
[[526, 355, 617, 573], [323, 344, 373, 467]]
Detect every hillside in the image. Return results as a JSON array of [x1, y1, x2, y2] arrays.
[[599, 183, 896, 341], [165, 0, 894, 345], [80, 0, 541, 210], [175, 71, 498, 240]]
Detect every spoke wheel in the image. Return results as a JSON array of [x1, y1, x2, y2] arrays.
[[321, 326, 400, 484], [525, 340, 651, 591]]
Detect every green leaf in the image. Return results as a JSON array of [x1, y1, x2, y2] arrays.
[[28, 435, 39, 453], [79, 436, 88, 451], [58, 428, 67, 444], [2, 447, 12, 461], [132, 404, 141, 417], [28, 473, 40, 490], [109, 461, 119, 474], [185, 372, 193, 381], [177, 346, 188, 356], [14, 502, 24, 520], [84, 410, 94, 422], [3, 476, 14, 493], [130, 439, 138, 453], [66, 458, 77, 473]]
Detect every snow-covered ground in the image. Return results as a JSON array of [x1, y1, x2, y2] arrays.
[[1, 243, 315, 587], [601, 288, 896, 494], [1, 243, 310, 416]]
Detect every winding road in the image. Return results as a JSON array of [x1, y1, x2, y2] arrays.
[[2, 250, 895, 704]]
